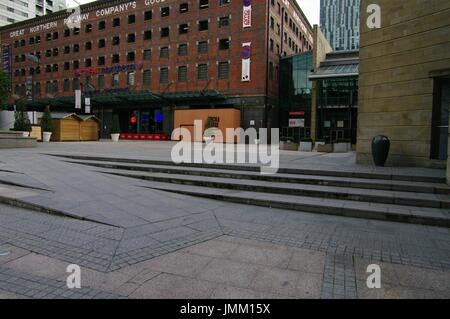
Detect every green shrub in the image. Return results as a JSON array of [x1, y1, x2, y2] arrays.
[[111, 114, 120, 134], [12, 100, 31, 132], [40, 108, 53, 132]]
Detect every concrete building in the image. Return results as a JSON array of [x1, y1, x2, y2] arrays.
[[357, 0, 450, 170], [320, 0, 360, 51], [0, 0, 67, 27], [0, 0, 313, 139]]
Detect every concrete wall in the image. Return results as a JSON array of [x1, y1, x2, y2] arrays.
[[357, 0, 450, 168], [310, 26, 332, 140]]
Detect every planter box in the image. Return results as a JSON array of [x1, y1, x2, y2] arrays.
[[317, 143, 333, 153], [280, 141, 299, 151], [315, 141, 325, 151], [333, 142, 351, 153], [299, 141, 313, 152]]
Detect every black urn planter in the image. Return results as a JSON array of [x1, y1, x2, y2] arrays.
[[372, 135, 390, 167]]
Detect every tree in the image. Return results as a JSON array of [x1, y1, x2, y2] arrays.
[[0, 69, 10, 110], [12, 100, 32, 132], [40, 107, 53, 133]]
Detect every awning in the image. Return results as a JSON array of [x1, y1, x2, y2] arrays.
[[309, 63, 359, 80]]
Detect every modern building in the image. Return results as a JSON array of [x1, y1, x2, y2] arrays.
[[320, 0, 360, 51], [309, 50, 359, 145], [0, 0, 67, 27], [0, 0, 313, 139], [357, 0, 450, 171], [279, 26, 359, 146]]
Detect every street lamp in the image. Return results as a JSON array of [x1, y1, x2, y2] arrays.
[[25, 53, 41, 102]]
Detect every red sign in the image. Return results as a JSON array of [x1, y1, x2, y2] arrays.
[[289, 111, 305, 116]]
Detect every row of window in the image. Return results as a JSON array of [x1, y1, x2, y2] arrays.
[[15, 15, 231, 49], [13, 62, 231, 96]]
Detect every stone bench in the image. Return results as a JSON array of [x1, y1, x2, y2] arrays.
[[0, 131, 37, 149]]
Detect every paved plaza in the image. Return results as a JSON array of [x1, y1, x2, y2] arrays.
[[0, 141, 449, 299]]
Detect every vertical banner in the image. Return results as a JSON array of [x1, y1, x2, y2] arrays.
[[26, 76, 33, 101], [85, 97, 91, 114], [75, 90, 82, 109], [241, 42, 251, 82], [1, 44, 12, 86], [243, 0, 252, 28]]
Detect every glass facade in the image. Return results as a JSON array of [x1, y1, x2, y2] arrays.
[[316, 77, 358, 143], [279, 52, 313, 141]]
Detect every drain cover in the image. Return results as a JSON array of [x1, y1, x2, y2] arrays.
[[0, 250, 10, 257]]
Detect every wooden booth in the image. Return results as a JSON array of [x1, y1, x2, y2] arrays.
[[40, 113, 100, 142]]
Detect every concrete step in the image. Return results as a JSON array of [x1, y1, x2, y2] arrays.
[[138, 182, 450, 228], [46, 153, 447, 184], [95, 168, 450, 209], [65, 159, 450, 195]]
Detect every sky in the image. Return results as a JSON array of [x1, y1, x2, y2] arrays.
[[65, 0, 320, 25]]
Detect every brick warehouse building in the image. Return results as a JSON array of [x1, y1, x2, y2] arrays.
[[0, 0, 313, 139]]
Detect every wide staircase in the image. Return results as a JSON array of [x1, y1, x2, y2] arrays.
[[51, 154, 450, 228], [0, 131, 37, 149]]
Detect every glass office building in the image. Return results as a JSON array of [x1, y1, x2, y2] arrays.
[[279, 52, 313, 141]]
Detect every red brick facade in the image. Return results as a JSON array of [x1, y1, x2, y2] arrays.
[[0, 0, 312, 134]]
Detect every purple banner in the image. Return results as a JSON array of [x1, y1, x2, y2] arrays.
[[1, 44, 12, 79]]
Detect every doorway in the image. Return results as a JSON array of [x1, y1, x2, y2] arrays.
[[431, 78, 450, 160]]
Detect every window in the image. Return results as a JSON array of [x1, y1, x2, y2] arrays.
[[180, 3, 188, 13], [127, 71, 135, 86], [29, 37, 35, 45], [85, 41, 92, 50], [144, 10, 152, 20], [53, 48, 59, 56], [143, 49, 152, 60], [73, 44, 80, 52], [98, 56, 105, 66], [45, 81, 52, 93], [64, 46, 70, 54], [198, 41, 208, 54], [198, 20, 208, 31], [112, 36, 120, 46], [218, 61, 229, 79], [219, 16, 230, 28], [269, 62, 273, 79], [64, 29, 70, 37], [85, 59, 92, 67], [52, 64, 58, 72], [160, 27, 169, 37], [45, 50, 51, 57], [160, 47, 169, 58], [98, 74, 105, 88], [219, 39, 230, 50], [63, 79, 70, 92], [219, 0, 230, 5], [178, 44, 188, 56], [197, 64, 208, 80], [144, 30, 152, 40], [73, 60, 80, 69], [112, 73, 120, 87], [53, 32, 58, 40], [85, 24, 92, 33], [113, 17, 120, 27], [46, 33, 52, 41], [127, 51, 135, 62], [112, 54, 120, 64], [36, 36, 41, 44], [73, 28, 80, 35], [128, 33, 136, 43], [98, 38, 106, 48], [128, 14, 136, 24], [178, 66, 187, 81], [143, 69, 151, 85], [270, 17, 274, 29], [161, 7, 170, 17], [159, 67, 169, 83], [73, 78, 79, 90], [64, 62, 70, 70], [98, 21, 106, 30], [179, 24, 189, 34], [269, 39, 274, 51], [199, 0, 209, 9]]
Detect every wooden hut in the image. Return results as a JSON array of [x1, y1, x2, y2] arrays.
[[79, 115, 101, 141], [49, 113, 82, 142]]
